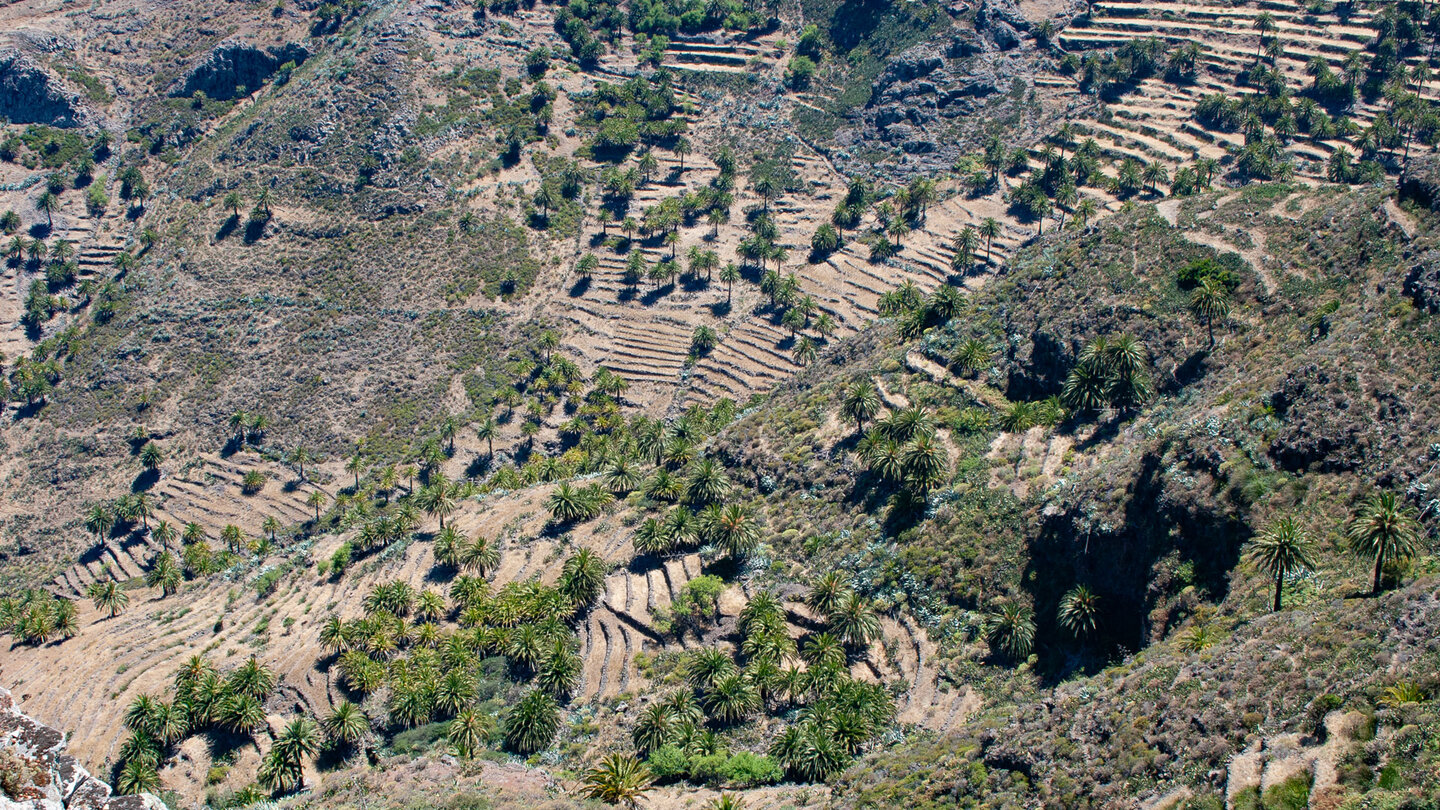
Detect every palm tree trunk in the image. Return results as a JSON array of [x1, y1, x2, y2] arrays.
[[1207, 317, 1215, 349], [1273, 573, 1283, 612], [1373, 552, 1384, 595]]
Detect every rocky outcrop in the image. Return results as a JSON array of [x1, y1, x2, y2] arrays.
[[1267, 364, 1401, 473], [0, 687, 163, 810], [1404, 252, 1440, 313], [0, 49, 93, 128], [831, 0, 1093, 176], [171, 39, 309, 101]]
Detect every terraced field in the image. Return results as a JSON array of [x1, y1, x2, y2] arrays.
[[11, 471, 970, 800], [1058, 0, 1426, 182]]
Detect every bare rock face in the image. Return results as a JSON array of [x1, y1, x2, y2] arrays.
[[0, 48, 93, 128], [0, 687, 164, 810], [171, 39, 310, 101]]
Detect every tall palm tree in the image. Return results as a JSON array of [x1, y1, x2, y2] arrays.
[[951, 226, 980, 273], [37, 192, 58, 228], [1252, 11, 1276, 60], [1246, 517, 1316, 611], [259, 717, 318, 793], [583, 754, 653, 807], [146, 551, 182, 596], [307, 490, 327, 522], [289, 446, 312, 480], [793, 335, 818, 366], [1189, 278, 1231, 349], [979, 217, 1001, 266], [1347, 492, 1420, 595], [476, 417, 497, 457], [85, 503, 113, 542]]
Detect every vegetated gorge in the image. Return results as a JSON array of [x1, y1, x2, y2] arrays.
[[0, 0, 1437, 807]]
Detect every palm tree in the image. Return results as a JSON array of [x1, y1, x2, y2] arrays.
[[87, 581, 129, 617], [806, 572, 849, 618], [258, 717, 318, 793], [979, 217, 1000, 266], [1075, 196, 1099, 227], [686, 458, 730, 505], [951, 226, 980, 273], [704, 673, 760, 724], [448, 707, 493, 758], [546, 481, 591, 524], [221, 524, 244, 553], [461, 533, 500, 576], [1252, 11, 1276, 60], [117, 760, 159, 796], [560, 548, 607, 606], [323, 700, 368, 750], [85, 503, 113, 542], [953, 339, 992, 378], [828, 591, 880, 649], [418, 478, 459, 529], [583, 754, 653, 807], [146, 551, 182, 596], [224, 191, 242, 218], [793, 335, 817, 366], [986, 603, 1036, 661], [841, 379, 880, 433], [289, 446, 312, 480], [1057, 585, 1101, 637], [673, 137, 691, 172], [37, 192, 58, 228], [1142, 161, 1169, 196], [504, 689, 560, 754], [307, 489, 327, 522], [1347, 492, 1420, 595], [708, 504, 760, 558], [1246, 517, 1316, 611], [1189, 278, 1231, 349]]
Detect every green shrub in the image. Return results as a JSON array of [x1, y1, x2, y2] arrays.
[[646, 745, 689, 782], [720, 751, 783, 787], [390, 722, 449, 755], [1176, 257, 1240, 291], [1261, 774, 1310, 810]]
